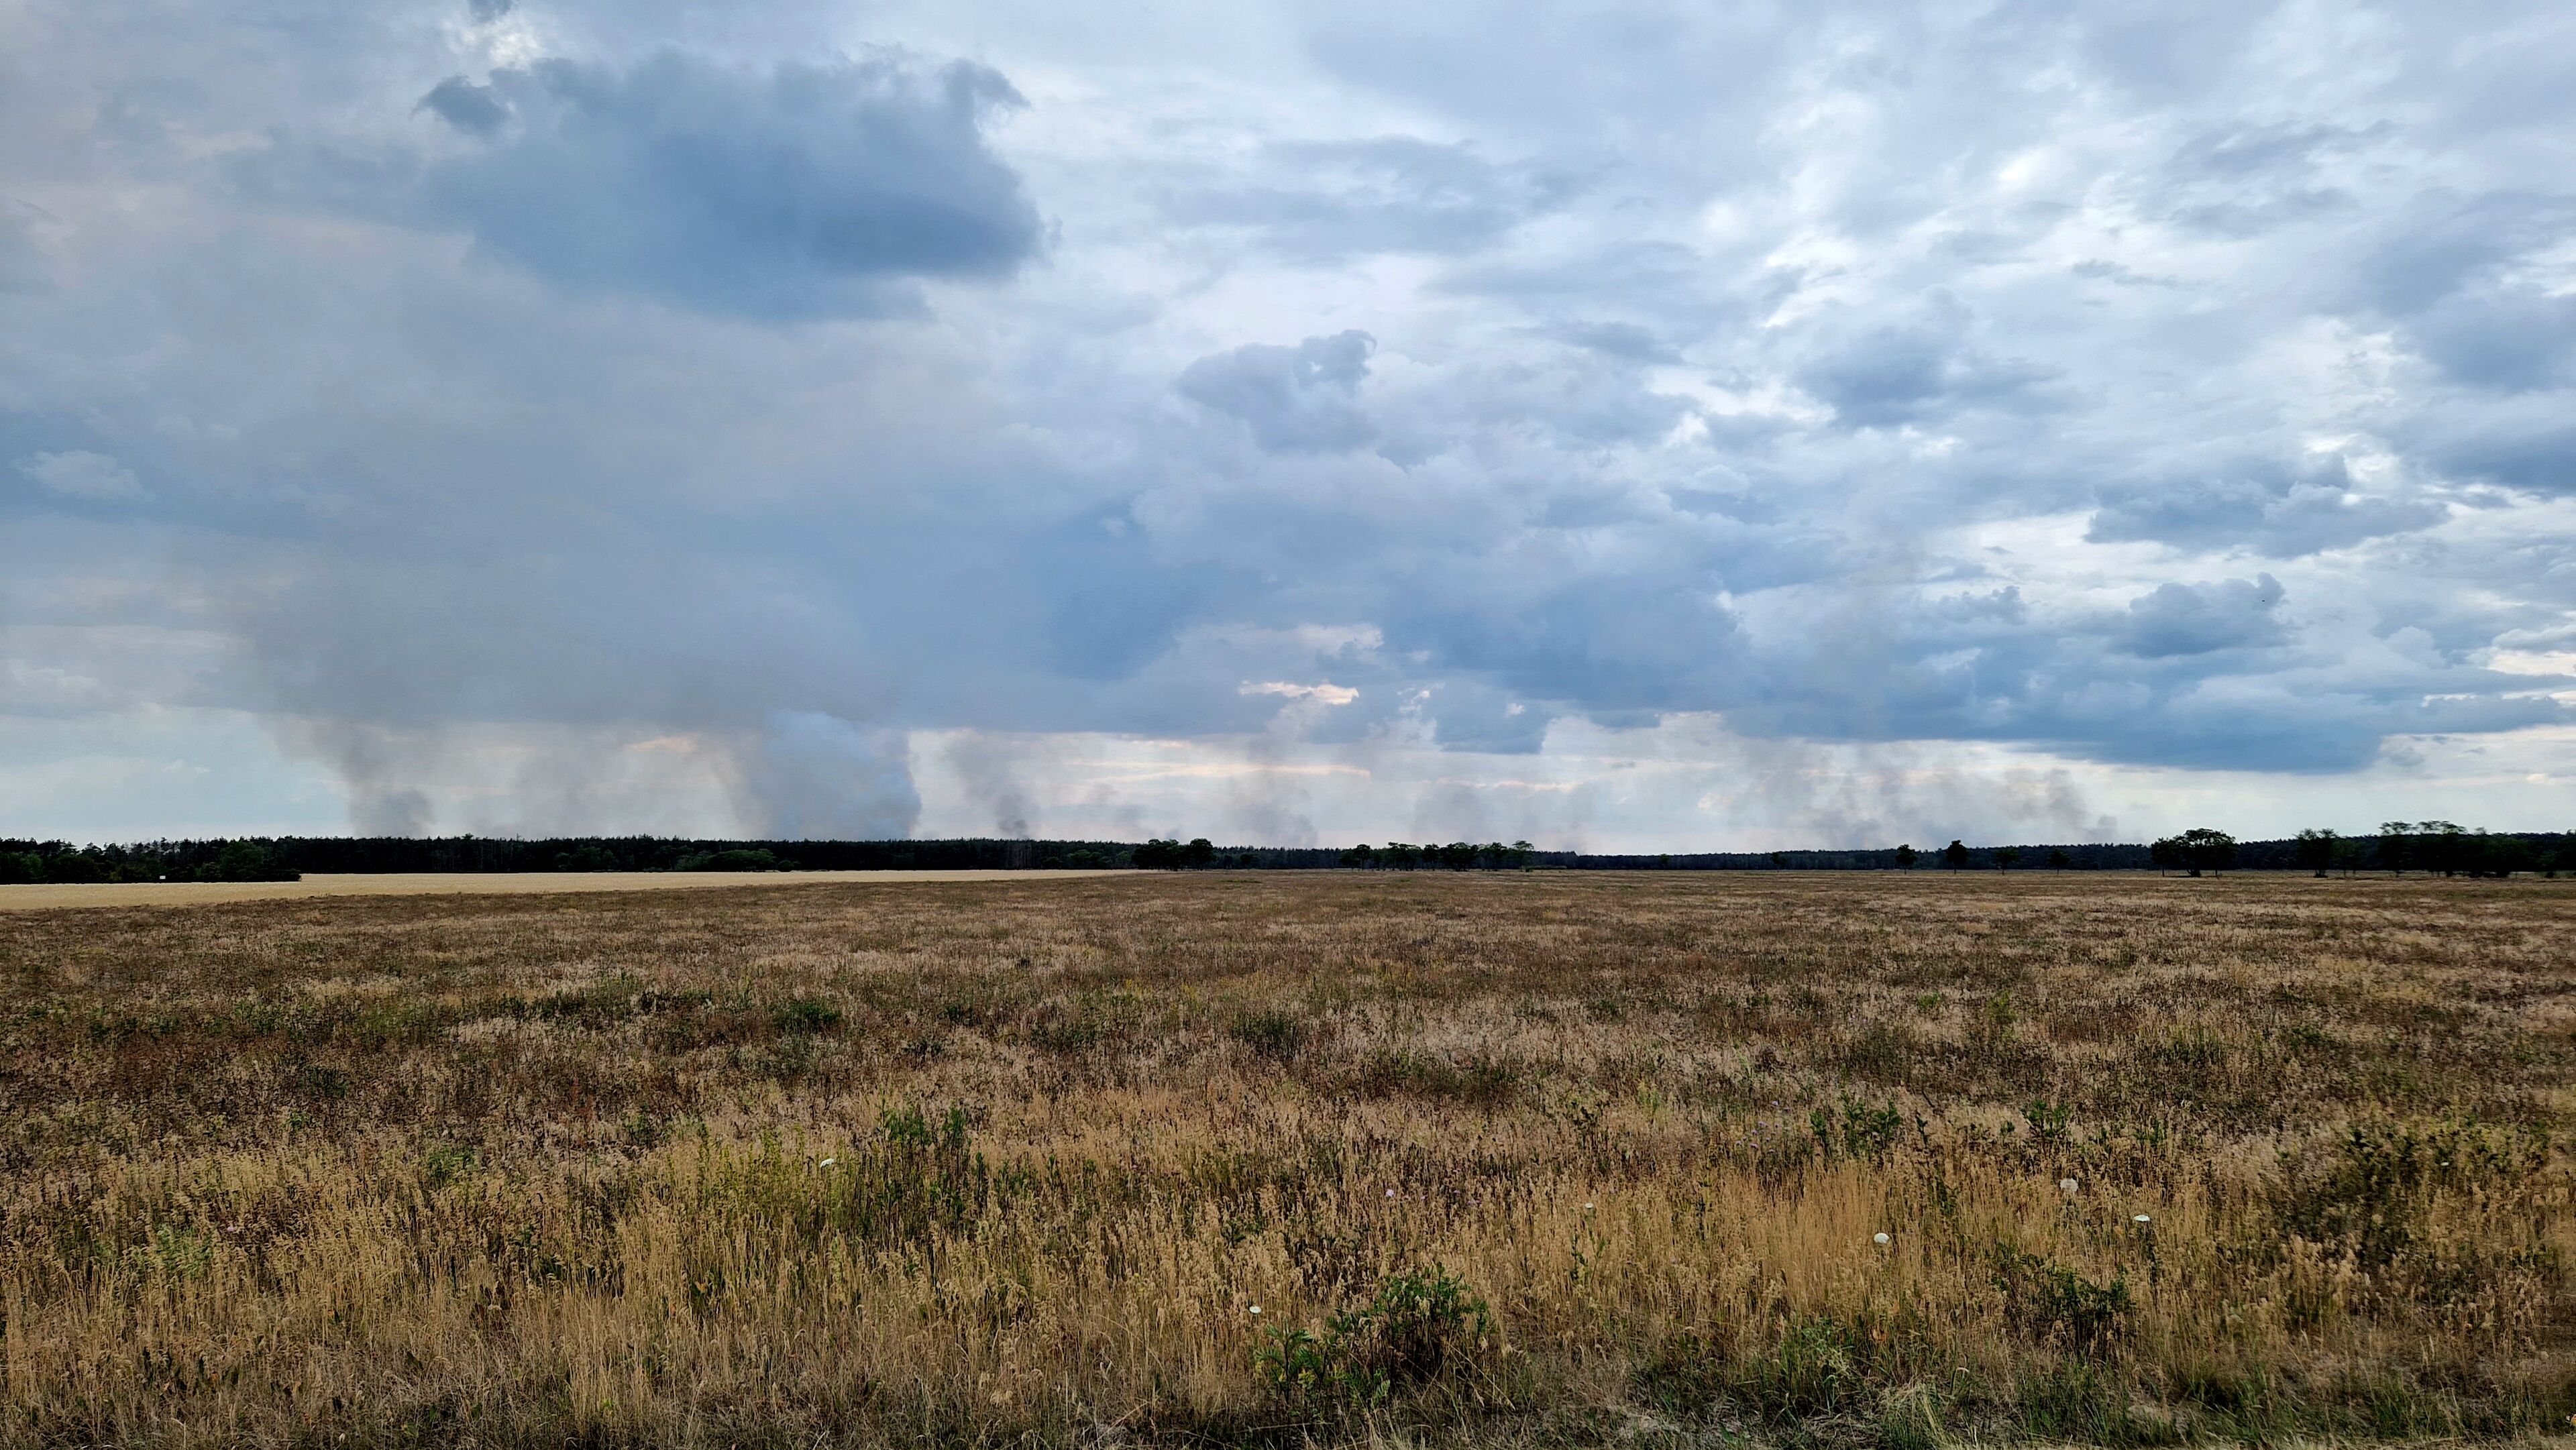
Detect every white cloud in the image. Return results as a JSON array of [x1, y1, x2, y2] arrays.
[[17, 451, 143, 502]]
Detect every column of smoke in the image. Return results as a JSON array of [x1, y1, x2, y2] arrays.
[[736, 711, 920, 840], [278, 711, 921, 840]]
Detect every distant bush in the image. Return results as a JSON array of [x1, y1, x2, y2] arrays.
[[770, 998, 844, 1034], [1131, 838, 1218, 869]]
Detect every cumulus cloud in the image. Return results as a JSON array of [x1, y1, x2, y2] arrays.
[[1177, 331, 1377, 453], [2087, 458, 2445, 557], [5, 0, 2576, 841], [2115, 575, 2288, 658]]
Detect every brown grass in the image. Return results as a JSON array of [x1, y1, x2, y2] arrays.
[[2, 871, 2572, 1447]]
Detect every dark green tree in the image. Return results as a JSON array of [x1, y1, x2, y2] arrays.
[[679, 848, 789, 872], [1941, 840, 1971, 869], [208, 840, 300, 882], [1892, 844, 1918, 870], [2295, 828, 2339, 877], [2475, 834, 2534, 877], [2377, 821, 2414, 875], [1994, 846, 2022, 872], [2047, 848, 2072, 871], [2163, 828, 2237, 877], [2418, 821, 2467, 876]]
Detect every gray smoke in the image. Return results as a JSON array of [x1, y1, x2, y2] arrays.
[[735, 712, 920, 840], [274, 718, 437, 836], [942, 731, 1034, 838]]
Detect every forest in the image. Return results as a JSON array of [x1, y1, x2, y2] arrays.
[[3, 824, 2569, 885]]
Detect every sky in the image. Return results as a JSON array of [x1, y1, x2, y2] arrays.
[[4, 0, 2575, 851]]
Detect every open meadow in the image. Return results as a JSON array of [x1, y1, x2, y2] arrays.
[[3, 871, 2573, 1448]]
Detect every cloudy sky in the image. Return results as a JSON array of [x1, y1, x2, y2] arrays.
[[5, 0, 2575, 850]]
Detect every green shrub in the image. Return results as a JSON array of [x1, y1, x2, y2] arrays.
[[1255, 1267, 1492, 1408], [1744, 1315, 1872, 1420], [1991, 1243, 2131, 1354], [1811, 1095, 1911, 1163]]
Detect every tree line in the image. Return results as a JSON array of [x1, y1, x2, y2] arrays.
[[1337, 841, 1536, 870], [6, 826, 2574, 885]]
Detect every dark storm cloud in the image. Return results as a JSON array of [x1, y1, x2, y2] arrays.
[[420, 51, 1041, 319]]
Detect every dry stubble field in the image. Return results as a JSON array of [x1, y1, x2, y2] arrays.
[[3, 871, 2573, 1449]]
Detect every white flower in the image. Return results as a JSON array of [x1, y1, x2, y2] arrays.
[[818, 1158, 836, 1168], [1582, 1203, 1595, 1211], [2059, 1178, 2078, 1194], [1386, 1188, 1397, 1198], [1873, 1232, 1891, 1246], [2133, 1214, 2151, 1225], [1249, 1305, 1262, 1315]]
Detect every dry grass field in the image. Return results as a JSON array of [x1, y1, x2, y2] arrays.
[[0, 869, 1120, 913], [3, 871, 2573, 1449]]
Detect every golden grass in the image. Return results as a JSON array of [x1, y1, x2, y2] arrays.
[[2, 871, 2572, 1447], [0, 869, 1124, 912]]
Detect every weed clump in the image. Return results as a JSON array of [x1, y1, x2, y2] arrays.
[[771, 997, 844, 1034], [1256, 1267, 1493, 1408], [1228, 1009, 1305, 1060], [1990, 1243, 2131, 1354]]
